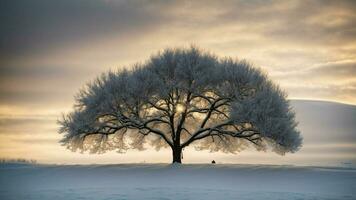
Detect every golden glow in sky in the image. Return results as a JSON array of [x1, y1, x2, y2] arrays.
[[0, 0, 355, 165]]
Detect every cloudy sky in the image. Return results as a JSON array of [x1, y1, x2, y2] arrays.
[[0, 0, 355, 165]]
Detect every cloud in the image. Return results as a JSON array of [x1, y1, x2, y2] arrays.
[[2, 0, 356, 61], [9, 137, 58, 145], [309, 60, 356, 79], [0, 0, 356, 110], [0, 63, 97, 107], [288, 84, 356, 105], [0, 116, 57, 135], [271, 59, 356, 81], [259, 0, 356, 46], [266, 59, 356, 103], [0, 0, 176, 62]]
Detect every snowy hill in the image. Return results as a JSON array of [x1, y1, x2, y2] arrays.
[[0, 163, 355, 200], [292, 100, 356, 145], [288, 100, 356, 167]]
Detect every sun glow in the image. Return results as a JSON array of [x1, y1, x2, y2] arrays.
[[176, 104, 185, 113]]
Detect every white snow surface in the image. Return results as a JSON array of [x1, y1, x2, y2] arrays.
[[1, 163, 355, 200]]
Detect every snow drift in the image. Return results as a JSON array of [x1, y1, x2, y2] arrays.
[[0, 163, 355, 200]]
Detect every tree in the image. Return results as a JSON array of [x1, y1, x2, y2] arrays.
[[58, 47, 302, 163]]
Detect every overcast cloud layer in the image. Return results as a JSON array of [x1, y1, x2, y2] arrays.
[[1, 0, 356, 112], [0, 0, 355, 164]]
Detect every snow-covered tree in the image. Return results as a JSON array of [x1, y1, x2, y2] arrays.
[[58, 47, 302, 163]]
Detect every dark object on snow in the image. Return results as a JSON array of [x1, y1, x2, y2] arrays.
[[211, 160, 216, 164]]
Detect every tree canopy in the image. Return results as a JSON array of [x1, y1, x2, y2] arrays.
[[58, 47, 302, 163]]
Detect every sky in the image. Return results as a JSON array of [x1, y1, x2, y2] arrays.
[[0, 0, 355, 165]]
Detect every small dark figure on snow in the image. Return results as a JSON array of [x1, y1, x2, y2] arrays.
[[211, 160, 216, 164]]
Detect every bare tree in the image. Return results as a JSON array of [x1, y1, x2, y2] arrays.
[[58, 47, 302, 163]]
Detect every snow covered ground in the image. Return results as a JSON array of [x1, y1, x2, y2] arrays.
[[1, 163, 355, 200]]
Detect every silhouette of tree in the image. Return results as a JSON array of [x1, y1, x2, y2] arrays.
[[59, 47, 302, 163]]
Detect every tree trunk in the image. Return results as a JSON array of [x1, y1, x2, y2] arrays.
[[172, 147, 182, 163]]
